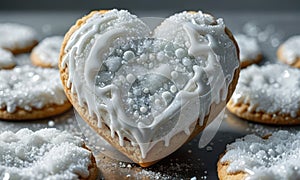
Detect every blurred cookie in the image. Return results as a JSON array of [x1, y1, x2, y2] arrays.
[[218, 130, 300, 180], [227, 64, 300, 125], [277, 35, 300, 68], [0, 48, 16, 69], [0, 128, 98, 179], [31, 36, 63, 68], [235, 34, 262, 68], [0, 65, 71, 120], [0, 23, 38, 54]]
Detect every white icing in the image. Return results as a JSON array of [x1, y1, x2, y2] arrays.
[[0, 65, 68, 113], [280, 35, 300, 64], [0, 48, 15, 68], [62, 9, 239, 160], [234, 34, 261, 62], [0, 128, 92, 179], [231, 64, 300, 118], [31, 36, 64, 67], [220, 130, 300, 180], [0, 23, 37, 50]]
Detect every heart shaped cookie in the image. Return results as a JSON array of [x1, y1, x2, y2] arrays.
[[59, 9, 240, 167]]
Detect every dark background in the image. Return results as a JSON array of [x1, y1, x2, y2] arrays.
[[1, 0, 300, 13]]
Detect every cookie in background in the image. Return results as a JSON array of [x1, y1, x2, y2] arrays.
[[0, 23, 38, 54], [31, 36, 64, 68], [277, 35, 300, 68], [0, 65, 72, 120], [227, 63, 300, 125], [234, 34, 262, 68]]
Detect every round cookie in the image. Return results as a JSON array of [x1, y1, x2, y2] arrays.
[[31, 36, 64, 68], [0, 23, 38, 54], [0, 48, 16, 69], [234, 34, 262, 68], [59, 9, 240, 166], [277, 35, 300, 68], [218, 130, 300, 180], [0, 65, 72, 120], [227, 64, 300, 125], [0, 128, 98, 180]]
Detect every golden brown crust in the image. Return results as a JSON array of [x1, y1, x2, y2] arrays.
[[227, 99, 300, 125], [0, 63, 16, 69], [217, 154, 248, 180], [4, 40, 38, 55], [224, 27, 240, 101], [240, 54, 263, 68], [0, 101, 72, 120], [277, 45, 300, 68], [59, 10, 240, 167]]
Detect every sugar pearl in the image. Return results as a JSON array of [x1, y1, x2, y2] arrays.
[[175, 48, 186, 59], [170, 85, 177, 93], [140, 106, 148, 113], [123, 50, 135, 61], [126, 73, 136, 84]]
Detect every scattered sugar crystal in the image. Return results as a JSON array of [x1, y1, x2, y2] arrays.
[[48, 120, 55, 127], [205, 146, 213, 152]]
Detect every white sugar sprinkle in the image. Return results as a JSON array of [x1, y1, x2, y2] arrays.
[[232, 64, 300, 118], [0, 128, 91, 179], [221, 130, 300, 180]]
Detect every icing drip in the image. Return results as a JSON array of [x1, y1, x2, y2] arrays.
[[234, 34, 261, 62], [62, 9, 239, 160], [31, 36, 64, 67], [154, 11, 239, 123], [0, 23, 37, 50], [0, 128, 92, 179], [0, 48, 15, 69], [232, 64, 300, 118], [0, 65, 68, 113], [220, 130, 300, 180], [280, 35, 300, 64]]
